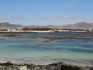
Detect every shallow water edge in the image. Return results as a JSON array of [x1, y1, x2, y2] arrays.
[[0, 61, 93, 70]]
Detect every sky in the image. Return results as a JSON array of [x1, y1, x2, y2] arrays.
[[0, 0, 93, 25]]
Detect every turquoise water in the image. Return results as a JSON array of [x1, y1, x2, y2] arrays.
[[0, 32, 93, 64]]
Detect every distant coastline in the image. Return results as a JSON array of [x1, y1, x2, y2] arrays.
[[0, 22, 93, 33], [0, 30, 92, 33]]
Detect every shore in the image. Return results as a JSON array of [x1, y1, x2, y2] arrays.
[[0, 30, 92, 33], [0, 61, 93, 70]]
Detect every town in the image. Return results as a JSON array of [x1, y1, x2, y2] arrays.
[[0, 26, 93, 33]]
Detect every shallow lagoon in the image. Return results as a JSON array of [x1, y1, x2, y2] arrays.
[[0, 32, 93, 65]]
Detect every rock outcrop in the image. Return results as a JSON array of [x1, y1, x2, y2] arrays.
[[0, 62, 93, 70]]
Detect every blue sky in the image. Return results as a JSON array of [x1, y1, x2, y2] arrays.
[[0, 0, 93, 25]]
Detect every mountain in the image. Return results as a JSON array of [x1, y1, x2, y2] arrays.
[[62, 22, 93, 29], [0, 22, 93, 30], [0, 22, 22, 28], [23, 22, 93, 30]]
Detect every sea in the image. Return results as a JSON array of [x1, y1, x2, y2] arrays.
[[0, 32, 93, 66]]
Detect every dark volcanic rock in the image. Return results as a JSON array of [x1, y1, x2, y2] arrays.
[[0, 62, 93, 70]]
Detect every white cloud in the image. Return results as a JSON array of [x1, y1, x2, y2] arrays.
[[40, 16, 93, 21], [0, 16, 93, 21], [0, 16, 27, 21]]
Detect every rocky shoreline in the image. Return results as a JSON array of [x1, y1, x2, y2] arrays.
[[0, 62, 93, 70]]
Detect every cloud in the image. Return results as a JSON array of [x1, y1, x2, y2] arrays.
[[0, 16, 92, 21], [31, 16, 93, 21], [0, 16, 27, 21]]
